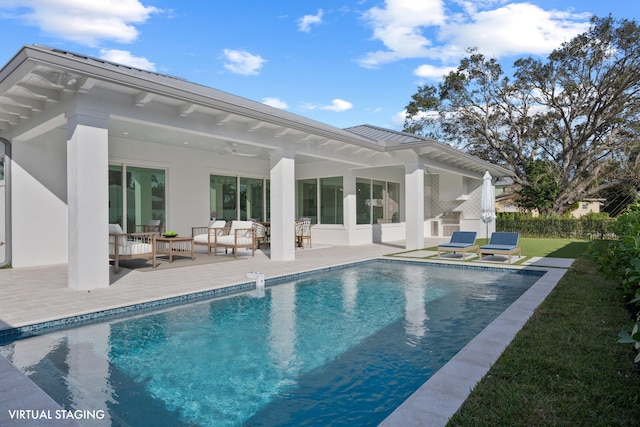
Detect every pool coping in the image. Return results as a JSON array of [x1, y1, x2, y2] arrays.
[[0, 258, 567, 426]]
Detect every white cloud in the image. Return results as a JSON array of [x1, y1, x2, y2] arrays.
[[358, 0, 591, 69], [391, 110, 407, 128], [262, 97, 289, 109], [301, 99, 354, 112], [413, 64, 457, 80], [222, 49, 266, 75], [99, 49, 156, 71], [0, 0, 160, 46], [358, 0, 446, 68], [320, 99, 353, 112], [299, 9, 324, 32], [439, 3, 591, 58], [393, 108, 439, 130]]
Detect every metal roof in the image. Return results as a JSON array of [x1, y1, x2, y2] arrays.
[[0, 44, 514, 177], [345, 124, 437, 145]]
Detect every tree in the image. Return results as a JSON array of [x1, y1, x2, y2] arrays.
[[516, 160, 559, 215], [404, 16, 640, 215]]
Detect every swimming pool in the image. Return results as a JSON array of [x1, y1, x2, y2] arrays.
[[0, 260, 542, 426]]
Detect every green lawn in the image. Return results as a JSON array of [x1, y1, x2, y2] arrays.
[[389, 237, 591, 261], [446, 241, 640, 425], [478, 237, 591, 258]]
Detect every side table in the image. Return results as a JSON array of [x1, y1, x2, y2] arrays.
[[154, 236, 195, 266]]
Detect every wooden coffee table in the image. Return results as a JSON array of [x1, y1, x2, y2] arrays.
[[154, 236, 195, 266]]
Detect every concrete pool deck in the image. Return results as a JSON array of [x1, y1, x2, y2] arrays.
[[0, 239, 571, 426]]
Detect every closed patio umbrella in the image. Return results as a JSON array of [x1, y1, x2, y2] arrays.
[[480, 171, 495, 239]]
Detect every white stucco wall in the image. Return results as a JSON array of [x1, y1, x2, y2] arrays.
[[11, 137, 68, 267]]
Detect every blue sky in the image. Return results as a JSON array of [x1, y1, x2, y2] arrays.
[[0, 1, 638, 130]]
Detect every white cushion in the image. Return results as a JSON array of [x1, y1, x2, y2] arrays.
[[109, 223, 124, 234], [216, 235, 253, 246], [127, 242, 153, 255], [229, 220, 253, 232], [209, 220, 226, 229], [193, 234, 209, 244]]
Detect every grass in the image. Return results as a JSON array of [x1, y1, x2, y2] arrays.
[[446, 241, 640, 426], [388, 237, 591, 261]]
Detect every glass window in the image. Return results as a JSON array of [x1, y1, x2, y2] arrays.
[[372, 180, 385, 224], [210, 175, 237, 221], [109, 165, 123, 225], [356, 178, 371, 225], [240, 177, 264, 221], [296, 179, 317, 223], [320, 177, 343, 224], [210, 175, 269, 221], [386, 182, 400, 223], [109, 165, 166, 232], [265, 180, 271, 221], [356, 178, 400, 224], [126, 166, 166, 233]]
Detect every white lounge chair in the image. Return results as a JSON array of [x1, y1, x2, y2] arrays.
[[109, 223, 156, 273], [192, 220, 228, 255], [213, 220, 256, 258]]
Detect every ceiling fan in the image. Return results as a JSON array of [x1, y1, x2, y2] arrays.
[[225, 142, 259, 157]]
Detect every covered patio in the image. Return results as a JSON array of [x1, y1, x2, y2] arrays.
[[0, 45, 511, 290]]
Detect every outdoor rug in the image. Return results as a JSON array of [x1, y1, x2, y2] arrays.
[[114, 251, 246, 272]]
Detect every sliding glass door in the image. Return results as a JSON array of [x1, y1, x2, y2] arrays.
[[109, 165, 166, 233]]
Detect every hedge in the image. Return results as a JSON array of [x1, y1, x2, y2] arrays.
[[496, 213, 616, 240]]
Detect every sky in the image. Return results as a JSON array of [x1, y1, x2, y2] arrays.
[[0, 0, 638, 131]]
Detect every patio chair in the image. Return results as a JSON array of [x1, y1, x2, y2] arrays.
[[213, 220, 256, 258], [192, 220, 228, 255], [295, 220, 312, 248], [478, 232, 521, 264], [437, 231, 478, 259], [136, 219, 163, 235], [109, 223, 156, 273], [254, 222, 269, 249]]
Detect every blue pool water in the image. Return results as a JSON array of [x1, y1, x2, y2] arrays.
[[0, 260, 542, 426]]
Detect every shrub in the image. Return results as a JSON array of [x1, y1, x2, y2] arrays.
[[497, 213, 615, 240], [592, 203, 640, 362]]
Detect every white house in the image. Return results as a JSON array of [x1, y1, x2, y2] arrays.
[[0, 45, 512, 289]]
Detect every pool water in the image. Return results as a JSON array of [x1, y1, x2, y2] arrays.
[[0, 261, 541, 426]]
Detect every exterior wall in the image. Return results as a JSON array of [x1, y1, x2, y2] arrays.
[[11, 135, 68, 267], [571, 201, 602, 218], [109, 137, 271, 236], [8, 128, 498, 268], [425, 174, 486, 237]]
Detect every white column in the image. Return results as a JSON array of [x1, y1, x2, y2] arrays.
[[405, 162, 425, 250], [66, 110, 110, 289], [270, 149, 295, 261]]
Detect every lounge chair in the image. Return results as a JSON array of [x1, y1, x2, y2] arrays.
[[437, 231, 478, 259], [478, 232, 521, 264], [108, 223, 156, 273], [192, 220, 228, 255], [213, 220, 256, 258]]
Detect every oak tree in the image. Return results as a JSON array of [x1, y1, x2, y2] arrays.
[[404, 16, 640, 215]]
